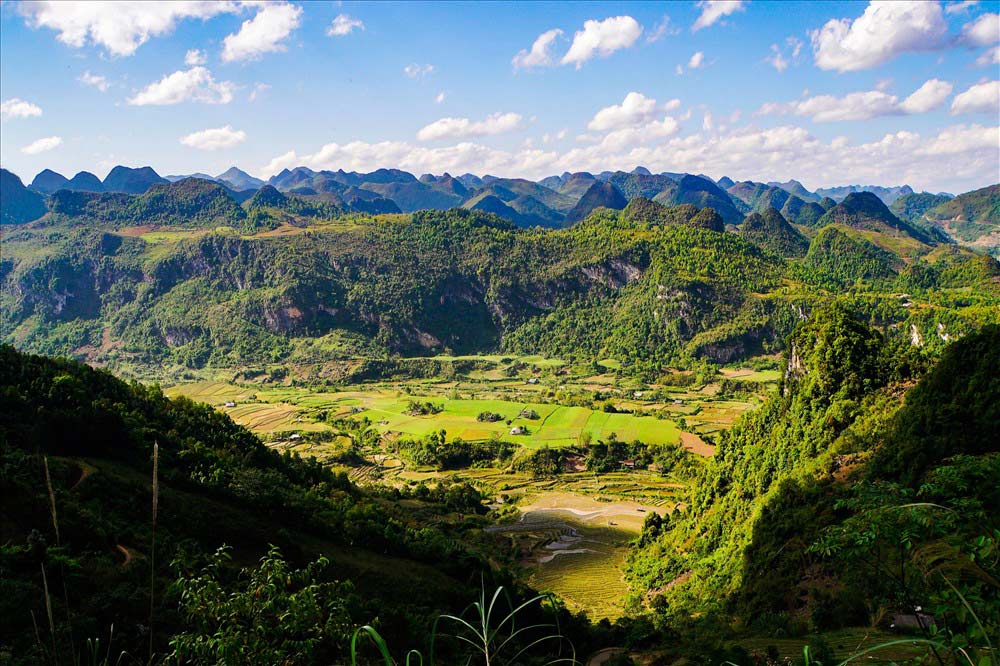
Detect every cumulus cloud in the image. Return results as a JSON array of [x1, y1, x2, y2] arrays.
[[404, 63, 435, 78], [692, 1, 746, 31], [951, 80, 1000, 114], [898, 79, 954, 113], [21, 136, 63, 154], [222, 3, 302, 63], [185, 48, 206, 65], [18, 1, 239, 57], [561, 16, 642, 68], [760, 79, 953, 121], [127, 67, 235, 105], [417, 112, 523, 141], [512, 28, 564, 69], [961, 12, 1000, 46], [180, 125, 247, 150], [79, 71, 110, 92], [811, 1, 948, 72], [328, 14, 364, 37], [588, 92, 659, 131], [1, 98, 43, 120]]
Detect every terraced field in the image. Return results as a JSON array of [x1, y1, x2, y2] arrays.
[[167, 383, 683, 448]]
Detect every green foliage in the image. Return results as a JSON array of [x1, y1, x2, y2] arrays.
[[871, 324, 1000, 483], [0, 345, 498, 660], [799, 226, 899, 287], [169, 545, 354, 664]]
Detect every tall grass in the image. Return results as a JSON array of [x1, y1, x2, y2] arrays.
[[350, 585, 578, 666]]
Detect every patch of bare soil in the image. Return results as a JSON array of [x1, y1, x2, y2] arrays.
[[679, 431, 715, 456]]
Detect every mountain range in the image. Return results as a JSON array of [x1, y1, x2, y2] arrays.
[[2, 164, 997, 256]]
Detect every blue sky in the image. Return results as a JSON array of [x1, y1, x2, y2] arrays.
[[1, 0, 998, 192]]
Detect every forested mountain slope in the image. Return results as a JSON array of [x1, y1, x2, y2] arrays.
[[628, 309, 999, 648], [3, 193, 999, 379]]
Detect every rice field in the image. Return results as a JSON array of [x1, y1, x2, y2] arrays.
[[167, 382, 683, 448]]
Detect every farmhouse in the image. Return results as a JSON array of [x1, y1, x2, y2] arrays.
[[510, 426, 527, 435], [224, 401, 236, 407], [289, 433, 302, 441]]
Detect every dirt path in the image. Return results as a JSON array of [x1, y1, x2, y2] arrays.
[[587, 648, 627, 666]]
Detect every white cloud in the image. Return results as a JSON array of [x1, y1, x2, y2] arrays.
[[898, 79, 953, 113], [21, 136, 63, 154], [946, 1, 979, 14], [676, 51, 708, 74], [976, 45, 1000, 65], [417, 112, 523, 141], [222, 3, 302, 63], [765, 37, 803, 72], [249, 82, 271, 101], [404, 63, 435, 78], [18, 1, 239, 57], [512, 28, 564, 70], [328, 14, 364, 37], [1, 98, 43, 120], [561, 16, 643, 68], [79, 71, 110, 92], [588, 92, 659, 131], [127, 67, 235, 105], [180, 125, 247, 150], [542, 129, 568, 144], [692, 1, 746, 31], [811, 1, 948, 72], [951, 80, 1000, 114], [434, 91, 446, 104], [760, 79, 953, 121], [766, 44, 790, 72], [647, 16, 679, 42], [962, 12, 1000, 46], [185, 48, 206, 65]]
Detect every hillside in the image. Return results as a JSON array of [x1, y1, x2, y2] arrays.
[[0, 344, 509, 661], [739, 207, 810, 257], [890, 192, 952, 223], [924, 184, 1000, 256], [565, 181, 628, 223], [816, 191, 937, 247], [102, 165, 168, 194], [655, 175, 743, 225], [0, 168, 46, 224], [815, 184, 915, 205], [28, 168, 69, 194], [628, 308, 999, 651]]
